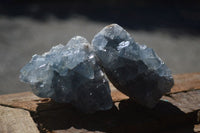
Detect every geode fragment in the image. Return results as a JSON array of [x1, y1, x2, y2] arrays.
[[20, 36, 113, 113], [92, 24, 174, 108]]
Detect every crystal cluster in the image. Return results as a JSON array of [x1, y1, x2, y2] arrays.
[[92, 24, 174, 108], [20, 24, 174, 113], [20, 36, 113, 113]]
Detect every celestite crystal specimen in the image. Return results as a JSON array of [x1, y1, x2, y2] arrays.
[[20, 36, 113, 113], [92, 24, 174, 108]]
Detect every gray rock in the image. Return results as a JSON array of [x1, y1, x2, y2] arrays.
[[20, 36, 113, 113], [92, 24, 174, 108]]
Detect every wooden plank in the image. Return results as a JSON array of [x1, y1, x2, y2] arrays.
[[31, 73, 200, 133], [162, 90, 200, 113], [0, 92, 46, 112], [0, 73, 200, 133], [0, 105, 39, 133], [194, 124, 200, 133], [171, 73, 200, 93], [34, 93, 199, 133]]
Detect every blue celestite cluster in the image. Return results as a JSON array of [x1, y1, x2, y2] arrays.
[[20, 24, 174, 113], [20, 36, 113, 113], [92, 24, 174, 108]]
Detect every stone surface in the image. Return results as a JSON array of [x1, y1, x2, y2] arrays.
[[20, 36, 113, 113], [92, 24, 174, 108]]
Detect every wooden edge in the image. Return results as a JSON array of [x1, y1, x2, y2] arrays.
[[0, 91, 48, 112]]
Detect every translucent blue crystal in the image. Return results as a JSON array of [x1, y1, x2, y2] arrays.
[[20, 36, 113, 113], [92, 24, 174, 108]]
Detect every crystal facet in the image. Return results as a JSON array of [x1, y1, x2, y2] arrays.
[[20, 36, 113, 113], [92, 24, 174, 108]]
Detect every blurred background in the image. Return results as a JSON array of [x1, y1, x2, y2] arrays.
[[0, 0, 200, 94]]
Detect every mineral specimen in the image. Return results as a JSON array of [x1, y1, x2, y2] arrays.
[[20, 36, 113, 113], [92, 24, 174, 108]]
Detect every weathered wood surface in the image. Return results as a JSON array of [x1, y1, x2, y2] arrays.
[[0, 105, 39, 133], [0, 73, 200, 133], [171, 73, 200, 93]]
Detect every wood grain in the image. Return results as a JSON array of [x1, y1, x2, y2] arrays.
[[0, 73, 200, 133], [0, 105, 39, 133]]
